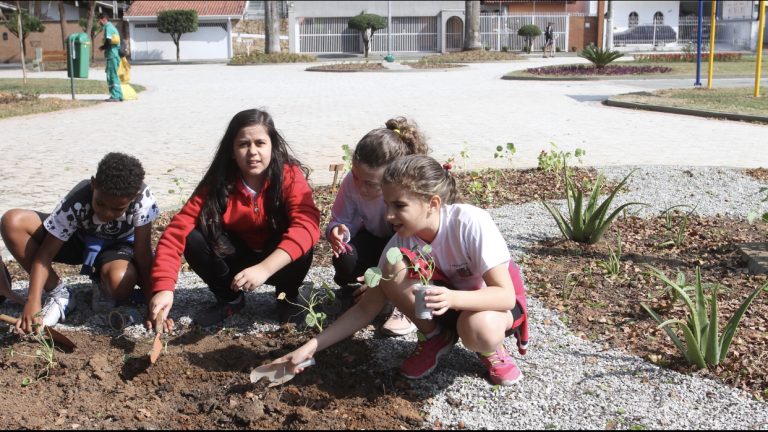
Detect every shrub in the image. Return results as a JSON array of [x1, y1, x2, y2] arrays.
[[348, 13, 387, 58], [517, 24, 542, 53], [641, 267, 767, 369], [578, 45, 624, 69], [634, 52, 742, 62], [525, 64, 672, 76], [542, 168, 644, 244]]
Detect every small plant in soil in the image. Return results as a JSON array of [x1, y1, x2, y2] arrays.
[[596, 235, 622, 277], [641, 266, 768, 369], [578, 45, 624, 69], [656, 205, 696, 248], [364, 245, 436, 288], [494, 142, 517, 165], [542, 167, 645, 244], [277, 282, 339, 332]]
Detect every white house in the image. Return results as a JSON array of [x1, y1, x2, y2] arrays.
[[124, 1, 246, 61]]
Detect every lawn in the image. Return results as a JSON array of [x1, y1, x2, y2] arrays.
[[610, 87, 768, 117], [0, 78, 146, 119], [504, 55, 768, 80]]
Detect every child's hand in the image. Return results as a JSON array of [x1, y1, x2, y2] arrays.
[[146, 290, 175, 333], [424, 286, 454, 316], [329, 225, 351, 258], [232, 264, 269, 292], [16, 302, 42, 335], [275, 341, 317, 373]]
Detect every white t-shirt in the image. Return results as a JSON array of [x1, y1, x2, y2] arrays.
[[378, 203, 511, 291], [326, 173, 393, 240], [44, 179, 160, 241]]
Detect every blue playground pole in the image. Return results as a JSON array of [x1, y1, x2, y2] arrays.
[[695, 0, 703, 86]]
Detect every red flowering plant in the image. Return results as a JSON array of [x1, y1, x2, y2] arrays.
[[364, 245, 437, 288]]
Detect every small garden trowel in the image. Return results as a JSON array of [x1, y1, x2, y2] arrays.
[[0, 313, 76, 352], [149, 312, 164, 364], [250, 358, 315, 387]]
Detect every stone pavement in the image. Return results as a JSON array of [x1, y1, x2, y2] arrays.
[[1, 57, 766, 228]]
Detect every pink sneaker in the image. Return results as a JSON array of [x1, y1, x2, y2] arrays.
[[381, 307, 417, 337], [477, 346, 523, 386], [400, 328, 455, 379]]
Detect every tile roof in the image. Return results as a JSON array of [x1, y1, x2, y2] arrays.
[[125, 1, 246, 17]]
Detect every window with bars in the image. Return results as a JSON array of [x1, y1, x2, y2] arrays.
[[628, 12, 638, 29], [653, 11, 664, 25]]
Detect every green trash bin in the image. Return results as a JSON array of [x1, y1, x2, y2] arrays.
[[66, 33, 90, 79]]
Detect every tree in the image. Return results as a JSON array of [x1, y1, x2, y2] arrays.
[[517, 24, 542, 53], [157, 9, 199, 62], [84, 0, 98, 60], [58, 1, 67, 50], [348, 12, 387, 58], [6, 10, 45, 59], [79, 16, 103, 60], [464, 0, 481, 50], [265, 1, 280, 53]]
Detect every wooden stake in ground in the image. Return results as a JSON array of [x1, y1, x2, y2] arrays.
[[329, 163, 344, 193], [16, 1, 27, 84]]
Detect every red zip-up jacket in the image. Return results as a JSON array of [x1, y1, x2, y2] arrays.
[[151, 164, 320, 293]]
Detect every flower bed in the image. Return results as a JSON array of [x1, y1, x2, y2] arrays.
[[526, 64, 673, 76], [634, 52, 742, 62]]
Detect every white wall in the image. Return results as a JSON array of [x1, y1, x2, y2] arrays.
[[291, 1, 465, 17], [612, 1, 679, 31]]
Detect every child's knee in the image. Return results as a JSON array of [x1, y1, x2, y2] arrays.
[[0, 209, 26, 237], [457, 311, 506, 347], [100, 261, 137, 299]]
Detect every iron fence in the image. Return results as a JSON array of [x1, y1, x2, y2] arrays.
[[479, 13, 568, 52]]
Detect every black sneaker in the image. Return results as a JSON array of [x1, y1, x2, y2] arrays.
[[276, 297, 306, 325], [193, 293, 246, 327]]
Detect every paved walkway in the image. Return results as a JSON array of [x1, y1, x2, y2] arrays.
[[1, 57, 766, 220]]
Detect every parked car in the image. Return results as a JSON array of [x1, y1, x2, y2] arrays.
[[613, 25, 677, 46]]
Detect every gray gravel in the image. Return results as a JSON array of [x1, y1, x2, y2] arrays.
[[2, 165, 767, 429]]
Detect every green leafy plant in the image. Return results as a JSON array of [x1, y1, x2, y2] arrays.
[[537, 142, 585, 174], [656, 205, 696, 248], [5, 11, 46, 59], [348, 12, 387, 58], [445, 142, 471, 170], [578, 45, 624, 69], [364, 245, 435, 288], [542, 168, 644, 244], [746, 186, 768, 223], [517, 24, 542, 53], [596, 235, 622, 277], [277, 282, 339, 332], [641, 266, 767, 369], [157, 9, 199, 61], [494, 142, 516, 164], [341, 143, 354, 175], [165, 167, 189, 208], [645, 266, 694, 304]]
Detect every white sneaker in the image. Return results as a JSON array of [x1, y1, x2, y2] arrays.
[[91, 280, 114, 313], [41, 285, 70, 327], [380, 307, 418, 337]]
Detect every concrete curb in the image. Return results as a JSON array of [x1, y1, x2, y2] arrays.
[[603, 95, 768, 123]]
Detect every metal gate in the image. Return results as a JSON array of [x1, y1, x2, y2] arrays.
[[297, 16, 439, 54], [479, 13, 568, 52]]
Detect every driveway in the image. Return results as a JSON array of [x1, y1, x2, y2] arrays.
[[1, 58, 766, 218]]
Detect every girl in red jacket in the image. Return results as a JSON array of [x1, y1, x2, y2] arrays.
[[148, 109, 320, 329]]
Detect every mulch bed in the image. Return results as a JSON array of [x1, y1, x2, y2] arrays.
[[4, 166, 768, 405], [525, 64, 673, 76], [306, 63, 386, 72]]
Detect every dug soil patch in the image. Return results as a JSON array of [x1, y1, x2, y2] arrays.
[[0, 325, 424, 429]]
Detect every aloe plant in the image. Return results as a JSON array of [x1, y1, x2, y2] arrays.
[[541, 168, 644, 244], [578, 45, 624, 69], [641, 266, 767, 369]]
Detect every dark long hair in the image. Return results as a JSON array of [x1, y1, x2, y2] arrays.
[[194, 108, 309, 256]]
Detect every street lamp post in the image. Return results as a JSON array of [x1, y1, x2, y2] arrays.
[[385, 0, 395, 62]]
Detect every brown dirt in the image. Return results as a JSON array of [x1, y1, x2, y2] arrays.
[[305, 62, 386, 72], [0, 324, 424, 429]]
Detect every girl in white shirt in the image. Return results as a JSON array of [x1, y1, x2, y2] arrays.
[[278, 155, 529, 386], [327, 117, 430, 336]]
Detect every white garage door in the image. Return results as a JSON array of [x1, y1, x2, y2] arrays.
[[131, 22, 229, 61]]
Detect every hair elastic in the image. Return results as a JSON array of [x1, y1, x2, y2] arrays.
[[392, 128, 401, 136], [442, 163, 452, 171]]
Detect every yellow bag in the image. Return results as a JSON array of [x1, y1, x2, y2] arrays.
[[118, 57, 131, 84], [120, 83, 137, 101]]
